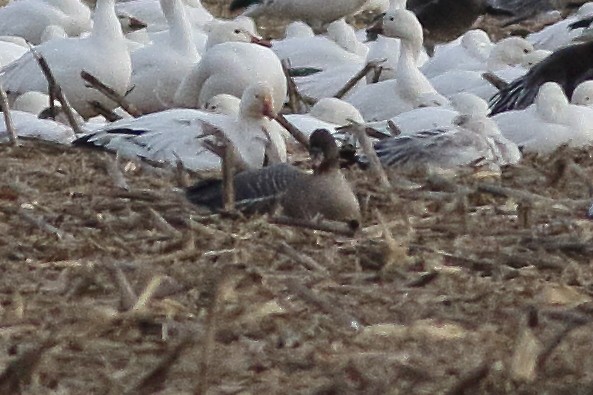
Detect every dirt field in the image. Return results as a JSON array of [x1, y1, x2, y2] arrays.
[[2, 138, 593, 394], [2, 1, 593, 394]]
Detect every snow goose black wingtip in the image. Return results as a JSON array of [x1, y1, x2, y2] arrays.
[[489, 41, 593, 115], [229, 0, 261, 12]]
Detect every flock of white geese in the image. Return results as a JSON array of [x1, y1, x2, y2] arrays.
[[2, 0, 593, 174]]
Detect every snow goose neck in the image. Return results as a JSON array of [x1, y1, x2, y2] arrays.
[[115, 0, 213, 32], [174, 35, 286, 114], [74, 82, 286, 171], [186, 129, 361, 223], [347, 9, 449, 122], [371, 92, 519, 172], [489, 41, 593, 115], [326, 18, 367, 57], [0, 0, 92, 45], [229, 0, 369, 31], [0, 0, 131, 119], [40, 25, 68, 42], [126, 0, 199, 114]]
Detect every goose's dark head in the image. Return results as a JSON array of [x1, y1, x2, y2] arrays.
[[309, 129, 339, 173]]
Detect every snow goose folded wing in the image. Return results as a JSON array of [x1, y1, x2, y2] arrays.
[[229, 0, 370, 31], [346, 9, 449, 122], [0, 40, 27, 68], [272, 18, 366, 71], [187, 129, 361, 223], [0, 0, 131, 120], [420, 29, 493, 78], [489, 42, 593, 115], [369, 93, 520, 171], [0, 111, 75, 145], [429, 37, 536, 100], [527, 2, 593, 50], [492, 82, 593, 153], [126, 0, 199, 114], [0, 0, 92, 45], [74, 82, 287, 171], [174, 34, 287, 114]]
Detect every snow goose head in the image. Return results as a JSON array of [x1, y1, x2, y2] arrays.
[[117, 12, 147, 34], [240, 82, 276, 119], [571, 80, 593, 107], [204, 20, 271, 49], [487, 37, 534, 69], [382, 8, 423, 48], [203, 94, 241, 115], [520, 49, 551, 68]]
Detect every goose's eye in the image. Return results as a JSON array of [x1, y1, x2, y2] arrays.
[[523, 48, 530, 53], [389, 17, 394, 21], [234, 29, 241, 34]]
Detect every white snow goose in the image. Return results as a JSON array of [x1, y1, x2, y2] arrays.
[[74, 82, 287, 171], [0, 0, 92, 45], [174, 27, 286, 114], [346, 8, 449, 122], [489, 41, 593, 115], [492, 82, 593, 154], [367, 93, 521, 172], [125, 0, 199, 114], [0, 0, 131, 120]]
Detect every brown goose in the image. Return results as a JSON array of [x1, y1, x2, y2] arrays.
[[185, 129, 361, 224]]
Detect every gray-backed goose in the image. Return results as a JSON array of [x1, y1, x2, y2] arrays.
[[186, 129, 361, 223], [368, 93, 521, 171]]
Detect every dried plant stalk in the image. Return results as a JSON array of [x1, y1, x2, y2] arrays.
[[81, 70, 143, 118], [0, 82, 17, 146], [29, 45, 82, 134]]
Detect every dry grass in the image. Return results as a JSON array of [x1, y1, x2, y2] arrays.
[[1, 1, 593, 394], [1, 138, 593, 394]]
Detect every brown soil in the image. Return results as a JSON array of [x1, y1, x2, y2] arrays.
[[1, 1, 593, 394]]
